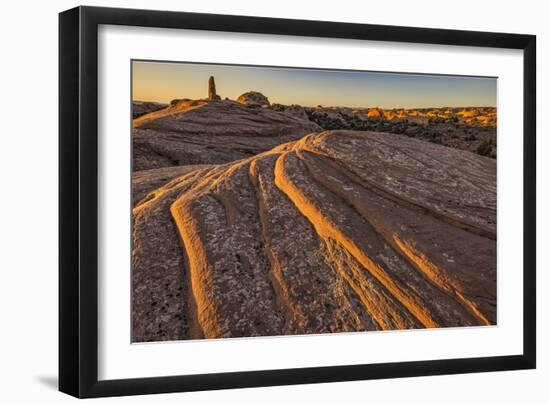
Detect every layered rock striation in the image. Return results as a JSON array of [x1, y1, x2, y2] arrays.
[[132, 98, 320, 170], [132, 130, 496, 342]]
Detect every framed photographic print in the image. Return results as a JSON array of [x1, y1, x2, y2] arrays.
[[59, 6, 536, 398]]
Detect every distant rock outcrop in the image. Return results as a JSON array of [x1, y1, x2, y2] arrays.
[[301, 105, 496, 157], [367, 107, 386, 119], [132, 130, 496, 342], [272, 103, 310, 121], [132, 98, 320, 170], [237, 91, 270, 107]]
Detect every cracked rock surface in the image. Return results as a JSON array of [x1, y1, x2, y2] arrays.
[[132, 130, 496, 342]]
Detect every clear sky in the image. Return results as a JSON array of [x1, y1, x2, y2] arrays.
[[132, 60, 496, 109]]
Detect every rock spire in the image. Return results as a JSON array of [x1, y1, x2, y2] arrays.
[[207, 76, 221, 100]]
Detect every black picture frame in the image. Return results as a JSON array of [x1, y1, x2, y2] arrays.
[[59, 5, 536, 398]]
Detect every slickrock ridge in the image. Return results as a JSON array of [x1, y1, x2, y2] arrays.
[[132, 98, 320, 170], [132, 130, 496, 342], [132, 165, 212, 206], [132, 101, 168, 119]]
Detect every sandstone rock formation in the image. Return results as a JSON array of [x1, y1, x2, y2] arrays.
[[132, 101, 168, 119], [207, 76, 221, 100], [237, 91, 270, 107], [132, 164, 211, 206], [132, 130, 496, 342], [302, 105, 497, 157], [132, 98, 320, 170], [367, 107, 386, 119]]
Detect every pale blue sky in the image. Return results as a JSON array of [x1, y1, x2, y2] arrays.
[[132, 60, 496, 109]]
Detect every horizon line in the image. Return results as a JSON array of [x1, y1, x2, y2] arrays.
[[132, 98, 497, 110]]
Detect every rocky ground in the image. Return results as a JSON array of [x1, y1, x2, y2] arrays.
[[132, 98, 497, 172], [132, 124, 496, 341], [132, 98, 320, 171], [132, 100, 167, 119], [284, 105, 497, 158]]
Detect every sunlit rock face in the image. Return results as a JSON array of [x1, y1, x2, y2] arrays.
[[132, 130, 496, 342], [132, 101, 168, 119], [367, 107, 386, 119], [132, 99, 320, 171]]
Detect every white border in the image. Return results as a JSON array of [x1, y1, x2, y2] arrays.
[[98, 25, 524, 381]]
